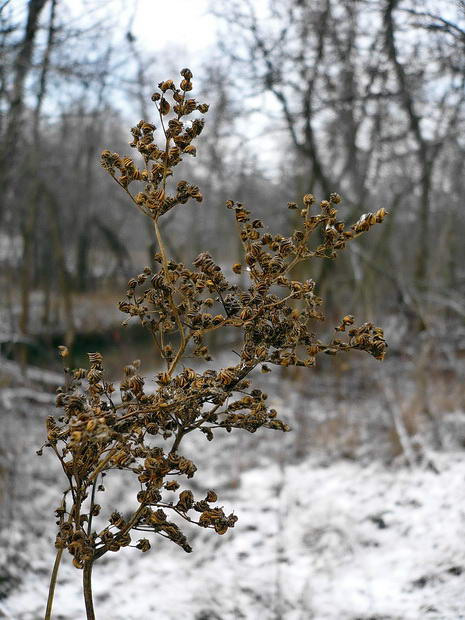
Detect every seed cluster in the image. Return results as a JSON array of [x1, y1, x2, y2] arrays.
[[101, 68, 205, 219], [43, 70, 387, 582]]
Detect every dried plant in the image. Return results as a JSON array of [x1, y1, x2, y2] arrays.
[[41, 68, 387, 619]]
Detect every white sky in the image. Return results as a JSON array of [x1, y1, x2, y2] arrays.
[[131, 0, 217, 56]]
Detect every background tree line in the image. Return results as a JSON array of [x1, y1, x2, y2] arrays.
[[1, 0, 464, 367]]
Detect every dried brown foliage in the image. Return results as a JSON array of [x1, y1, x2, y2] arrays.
[[42, 69, 387, 619]]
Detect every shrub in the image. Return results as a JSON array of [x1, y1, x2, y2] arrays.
[[41, 68, 387, 619]]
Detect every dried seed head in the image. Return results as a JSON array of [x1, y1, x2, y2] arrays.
[[49, 69, 388, 582], [159, 79, 174, 92], [88, 352, 103, 366], [205, 490, 218, 503], [58, 345, 69, 358], [159, 98, 170, 115], [136, 539, 151, 552]]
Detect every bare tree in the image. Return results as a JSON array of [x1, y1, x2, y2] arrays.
[[211, 0, 465, 330], [0, 0, 49, 220]]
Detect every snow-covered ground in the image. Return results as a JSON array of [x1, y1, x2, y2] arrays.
[[1, 358, 465, 620], [2, 451, 465, 620]]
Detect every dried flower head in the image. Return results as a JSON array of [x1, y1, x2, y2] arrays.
[[43, 68, 387, 619]]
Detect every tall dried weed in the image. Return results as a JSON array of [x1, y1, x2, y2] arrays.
[[41, 69, 387, 619]]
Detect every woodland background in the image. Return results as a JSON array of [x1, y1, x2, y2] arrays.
[[1, 1, 465, 618]]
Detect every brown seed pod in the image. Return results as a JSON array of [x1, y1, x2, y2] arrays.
[[176, 490, 194, 512], [58, 345, 69, 358], [239, 307, 253, 321], [156, 372, 171, 385], [218, 368, 236, 385], [214, 522, 228, 535], [205, 490, 218, 503], [159, 98, 170, 115], [87, 352, 103, 366], [160, 79, 174, 92], [180, 79, 192, 92], [165, 480, 180, 491], [136, 539, 151, 552], [235, 209, 250, 222]]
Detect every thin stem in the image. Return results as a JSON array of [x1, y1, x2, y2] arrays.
[[150, 109, 190, 374], [153, 218, 169, 275], [169, 428, 185, 454], [153, 218, 188, 377], [88, 446, 118, 482], [150, 328, 164, 358], [111, 176, 149, 216], [167, 331, 190, 376], [44, 547, 63, 620], [50, 443, 76, 504], [87, 476, 98, 537], [83, 561, 95, 620]]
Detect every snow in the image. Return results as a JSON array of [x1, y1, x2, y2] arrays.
[[3, 451, 465, 619], [1, 357, 464, 619]]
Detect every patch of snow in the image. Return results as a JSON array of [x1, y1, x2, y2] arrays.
[[3, 452, 465, 619]]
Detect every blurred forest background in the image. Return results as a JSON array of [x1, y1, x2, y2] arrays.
[[1, 0, 464, 453]]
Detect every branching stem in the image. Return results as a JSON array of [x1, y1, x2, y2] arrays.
[[44, 547, 63, 620]]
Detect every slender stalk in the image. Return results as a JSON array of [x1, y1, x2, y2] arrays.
[[153, 217, 188, 376], [83, 561, 96, 620], [88, 446, 118, 482], [87, 477, 98, 537], [153, 218, 169, 273], [44, 547, 63, 620], [169, 428, 185, 454]]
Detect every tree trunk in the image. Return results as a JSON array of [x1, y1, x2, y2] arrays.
[[0, 0, 49, 220]]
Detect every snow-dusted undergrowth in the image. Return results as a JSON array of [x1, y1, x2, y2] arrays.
[[3, 451, 465, 620], [1, 359, 464, 620]]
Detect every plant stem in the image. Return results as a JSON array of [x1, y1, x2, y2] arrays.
[[153, 217, 187, 374], [153, 218, 169, 273], [83, 560, 96, 620], [87, 476, 98, 537], [44, 547, 63, 620], [169, 428, 185, 454], [88, 446, 118, 482]]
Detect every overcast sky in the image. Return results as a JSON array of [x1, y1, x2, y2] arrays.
[[131, 0, 217, 56]]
